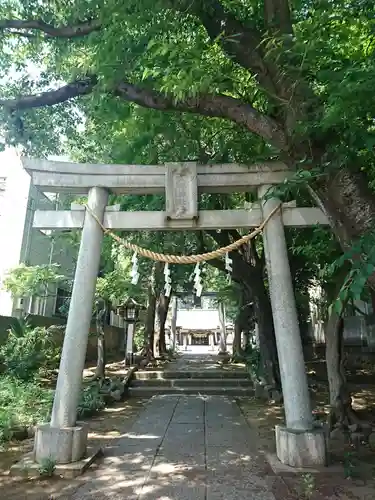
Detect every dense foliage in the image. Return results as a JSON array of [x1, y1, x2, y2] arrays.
[[0, 320, 107, 444], [1, 0, 375, 433], [0, 376, 53, 443], [0, 0, 374, 309], [0, 321, 60, 380], [0, 1, 374, 240]]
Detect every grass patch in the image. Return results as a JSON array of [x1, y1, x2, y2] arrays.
[[0, 376, 110, 446], [0, 376, 54, 443]]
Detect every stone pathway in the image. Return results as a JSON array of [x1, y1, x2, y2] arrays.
[[71, 395, 277, 500], [165, 352, 246, 373]]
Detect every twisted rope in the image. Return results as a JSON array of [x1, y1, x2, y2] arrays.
[[84, 203, 281, 264]]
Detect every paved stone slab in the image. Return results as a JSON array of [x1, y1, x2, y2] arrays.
[[65, 356, 279, 499], [103, 450, 155, 471], [140, 479, 206, 500], [141, 465, 207, 500], [206, 466, 276, 500], [205, 429, 253, 449], [161, 424, 205, 454], [171, 396, 205, 423], [172, 412, 204, 424], [206, 447, 254, 470], [154, 451, 206, 467], [71, 468, 147, 500]]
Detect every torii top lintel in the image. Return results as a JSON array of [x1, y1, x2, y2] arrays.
[[22, 158, 290, 195]]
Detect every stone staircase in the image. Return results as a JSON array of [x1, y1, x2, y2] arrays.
[[128, 368, 254, 397]]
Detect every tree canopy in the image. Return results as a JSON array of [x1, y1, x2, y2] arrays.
[[1, 0, 375, 303], [0, 1, 375, 263]]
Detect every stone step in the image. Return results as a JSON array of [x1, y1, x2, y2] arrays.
[[128, 385, 255, 397], [131, 378, 252, 388], [133, 370, 248, 380]]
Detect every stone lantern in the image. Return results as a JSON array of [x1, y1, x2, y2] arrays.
[[117, 297, 140, 324], [116, 298, 142, 365]]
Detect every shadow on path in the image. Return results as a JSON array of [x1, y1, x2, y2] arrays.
[[70, 395, 277, 500]]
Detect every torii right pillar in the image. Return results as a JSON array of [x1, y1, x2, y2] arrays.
[[259, 186, 327, 468]]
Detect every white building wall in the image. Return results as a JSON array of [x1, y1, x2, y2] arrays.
[[175, 310, 220, 330], [0, 149, 77, 317], [0, 150, 31, 316]]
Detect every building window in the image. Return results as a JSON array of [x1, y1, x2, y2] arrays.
[[54, 288, 71, 317]]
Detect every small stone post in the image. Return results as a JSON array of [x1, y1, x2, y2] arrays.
[[33, 187, 109, 465], [258, 185, 326, 467], [209, 332, 215, 351], [183, 332, 188, 351]]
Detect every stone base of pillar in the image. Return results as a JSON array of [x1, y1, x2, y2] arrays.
[[275, 425, 327, 468], [34, 422, 88, 464]]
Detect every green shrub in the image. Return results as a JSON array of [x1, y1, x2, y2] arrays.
[[38, 457, 56, 477], [0, 378, 107, 444], [77, 383, 106, 419], [0, 321, 61, 380], [0, 376, 54, 443], [244, 346, 261, 379], [134, 325, 145, 351]]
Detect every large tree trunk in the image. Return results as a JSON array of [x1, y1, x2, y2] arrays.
[[313, 168, 375, 249], [248, 265, 281, 391], [228, 253, 280, 390], [143, 263, 158, 360], [232, 287, 246, 359], [206, 230, 280, 389], [153, 305, 161, 358], [325, 309, 360, 430], [156, 291, 171, 356], [324, 269, 362, 431], [94, 299, 107, 380], [233, 310, 244, 359], [170, 295, 178, 351], [95, 328, 106, 379]]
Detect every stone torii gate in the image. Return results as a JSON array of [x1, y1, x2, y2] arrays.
[[23, 159, 328, 469]]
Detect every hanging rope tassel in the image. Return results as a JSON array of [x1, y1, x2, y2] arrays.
[[164, 263, 172, 297], [130, 251, 139, 285], [193, 262, 203, 297], [225, 252, 233, 283]]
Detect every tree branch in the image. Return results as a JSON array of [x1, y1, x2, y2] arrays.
[[116, 82, 286, 149], [0, 77, 97, 110], [0, 19, 101, 38], [170, 0, 277, 95], [0, 78, 287, 150], [264, 0, 293, 34], [172, 0, 316, 131]]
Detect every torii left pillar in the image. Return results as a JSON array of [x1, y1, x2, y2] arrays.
[[33, 187, 109, 464]]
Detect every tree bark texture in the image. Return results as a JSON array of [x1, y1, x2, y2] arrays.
[[157, 292, 171, 355], [144, 263, 159, 359], [325, 310, 360, 429], [207, 230, 280, 390], [170, 295, 178, 351], [235, 243, 281, 390], [313, 168, 375, 247], [233, 309, 244, 358], [94, 300, 107, 379], [324, 269, 361, 430], [95, 329, 106, 379]]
